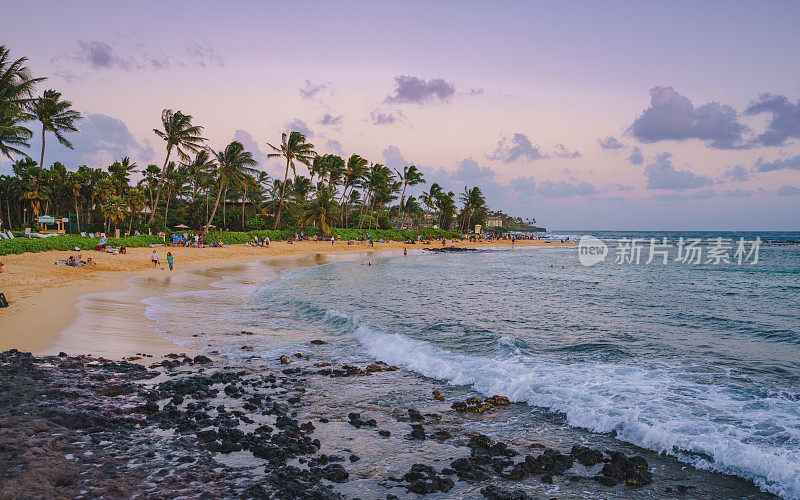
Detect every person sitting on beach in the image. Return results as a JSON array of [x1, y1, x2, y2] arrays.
[[86, 257, 96, 266], [119, 245, 126, 254], [0, 262, 4, 273], [151, 250, 159, 267], [66, 255, 78, 267], [167, 252, 174, 271], [96, 235, 107, 251]]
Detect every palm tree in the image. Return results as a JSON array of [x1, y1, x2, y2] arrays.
[[30, 89, 81, 168], [205, 141, 258, 234], [0, 45, 45, 159], [125, 188, 147, 235], [108, 157, 137, 195], [266, 131, 315, 229], [297, 187, 337, 237], [340, 154, 367, 226], [101, 195, 127, 233], [396, 165, 425, 229], [186, 149, 215, 198], [150, 109, 206, 224]]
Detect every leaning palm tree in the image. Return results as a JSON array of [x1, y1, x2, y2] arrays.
[[30, 89, 81, 168], [0, 45, 45, 159], [395, 165, 425, 229], [266, 131, 316, 229], [150, 109, 206, 224], [204, 141, 258, 234]]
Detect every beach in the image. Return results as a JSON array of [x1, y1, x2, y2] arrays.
[[0, 239, 571, 355], [0, 234, 796, 499]]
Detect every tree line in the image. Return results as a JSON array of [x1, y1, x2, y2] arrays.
[[0, 45, 493, 236]]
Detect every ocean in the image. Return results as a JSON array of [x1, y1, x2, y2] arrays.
[[143, 231, 800, 498]]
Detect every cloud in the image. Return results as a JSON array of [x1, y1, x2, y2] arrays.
[[744, 94, 800, 147], [319, 113, 343, 126], [605, 183, 635, 191], [627, 146, 644, 165], [510, 176, 536, 193], [537, 180, 598, 198], [284, 119, 314, 138], [489, 133, 549, 162], [299, 80, 329, 100], [7, 113, 155, 169], [468, 88, 485, 96], [644, 152, 713, 190], [72, 41, 137, 70], [721, 189, 756, 198], [554, 143, 581, 159], [381, 145, 408, 169], [753, 154, 800, 172], [385, 76, 456, 104], [653, 190, 716, 201], [777, 185, 800, 196], [451, 158, 495, 183], [371, 110, 401, 125], [232, 130, 268, 166], [325, 140, 344, 155], [598, 136, 625, 150], [630, 86, 747, 149], [184, 42, 224, 68], [718, 164, 750, 182]]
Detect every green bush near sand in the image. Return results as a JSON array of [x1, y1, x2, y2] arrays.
[[0, 235, 163, 255], [205, 228, 458, 245]]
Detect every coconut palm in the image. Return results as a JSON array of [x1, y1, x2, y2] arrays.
[[150, 109, 206, 223], [297, 187, 337, 237], [186, 149, 215, 198], [30, 89, 81, 168], [108, 157, 137, 195], [101, 195, 127, 233], [396, 165, 425, 229], [125, 188, 147, 235], [340, 154, 368, 225], [0, 45, 45, 159], [266, 131, 315, 229], [204, 141, 258, 234]]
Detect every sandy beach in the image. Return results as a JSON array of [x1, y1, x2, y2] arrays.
[[0, 239, 572, 356]]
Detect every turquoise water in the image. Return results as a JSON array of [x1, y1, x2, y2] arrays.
[[144, 231, 800, 498], [251, 232, 800, 498]]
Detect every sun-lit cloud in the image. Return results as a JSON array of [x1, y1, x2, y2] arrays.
[[598, 136, 625, 150], [744, 94, 800, 147], [644, 152, 714, 190], [385, 76, 456, 104], [489, 133, 549, 162]]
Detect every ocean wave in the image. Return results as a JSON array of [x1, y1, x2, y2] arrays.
[[355, 324, 800, 498]]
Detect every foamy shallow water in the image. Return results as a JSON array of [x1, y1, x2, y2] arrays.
[[141, 234, 800, 498]]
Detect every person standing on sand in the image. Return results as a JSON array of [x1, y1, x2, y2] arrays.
[[167, 252, 174, 271], [151, 250, 159, 267]]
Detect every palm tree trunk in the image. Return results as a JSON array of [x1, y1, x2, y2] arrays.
[[164, 189, 171, 225], [149, 146, 172, 224], [398, 182, 407, 229], [274, 157, 291, 229], [204, 181, 225, 235], [40, 124, 46, 168], [358, 186, 371, 230]]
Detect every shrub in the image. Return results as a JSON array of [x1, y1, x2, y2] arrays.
[[0, 234, 163, 256]]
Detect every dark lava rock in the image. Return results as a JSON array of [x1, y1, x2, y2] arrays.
[[599, 451, 652, 487], [480, 484, 532, 500], [408, 408, 424, 422], [349, 454, 360, 462], [310, 339, 327, 345], [407, 424, 426, 440], [571, 444, 604, 466], [450, 457, 490, 482], [321, 464, 349, 483], [348, 412, 377, 428], [378, 430, 391, 437], [527, 448, 574, 476], [193, 355, 212, 364], [402, 464, 454, 494]]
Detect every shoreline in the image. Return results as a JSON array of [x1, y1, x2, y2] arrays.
[[0, 239, 571, 356]]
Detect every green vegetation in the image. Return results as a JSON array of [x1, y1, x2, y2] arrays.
[[0, 235, 162, 255], [0, 43, 536, 255]]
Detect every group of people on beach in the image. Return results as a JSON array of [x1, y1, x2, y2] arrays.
[[170, 232, 204, 248], [56, 254, 96, 267], [245, 235, 270, 247]]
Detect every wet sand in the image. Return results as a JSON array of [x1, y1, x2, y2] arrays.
[[0, 239, 570, 356]]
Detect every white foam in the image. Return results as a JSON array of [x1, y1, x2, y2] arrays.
[[355, 325, 800, 498]]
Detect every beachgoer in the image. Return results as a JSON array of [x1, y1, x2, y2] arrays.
[[96, 235, 107, 251], [404, 248, 407, 256], [0, 262, 3, 273], [86, 257, 95, 266], [265, 236, 270, 246], [151, 250, 159, 267], [120, 245, 126, 254], [167, 252, 174, 271]]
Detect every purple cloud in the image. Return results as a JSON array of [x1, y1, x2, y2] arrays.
[[385, 76, 456, 104], [744, 94, 800, 147], [653, 190, 717, 201], [326, 139, 344, 155], [299, 80, 328, 99], [451, 158, 495, 182], [232, 129, 268, 166], [371, 110, 401, 125], [753, 154, 800, 172], [719, 164, 750, 182], [73, 41, 136, 70], [631, 86, 747, 149], [777, 185, 800, 196], [489, 133, 549, 162], [721, 189, 757, 198], [644, 152, 713, 190], [285, 119, 314, 138], [598, 136, 625, 150], [627, 146, 644, 165], [319, 113, 343, 126], [382, 145, 408, 169], [184, 42, 224, 68], [554, 143, 582, 159]]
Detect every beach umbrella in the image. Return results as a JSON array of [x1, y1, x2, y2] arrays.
[[174, 224, 190, 229]]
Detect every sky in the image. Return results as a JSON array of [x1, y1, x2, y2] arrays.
[[3, 0, 800, 230]]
